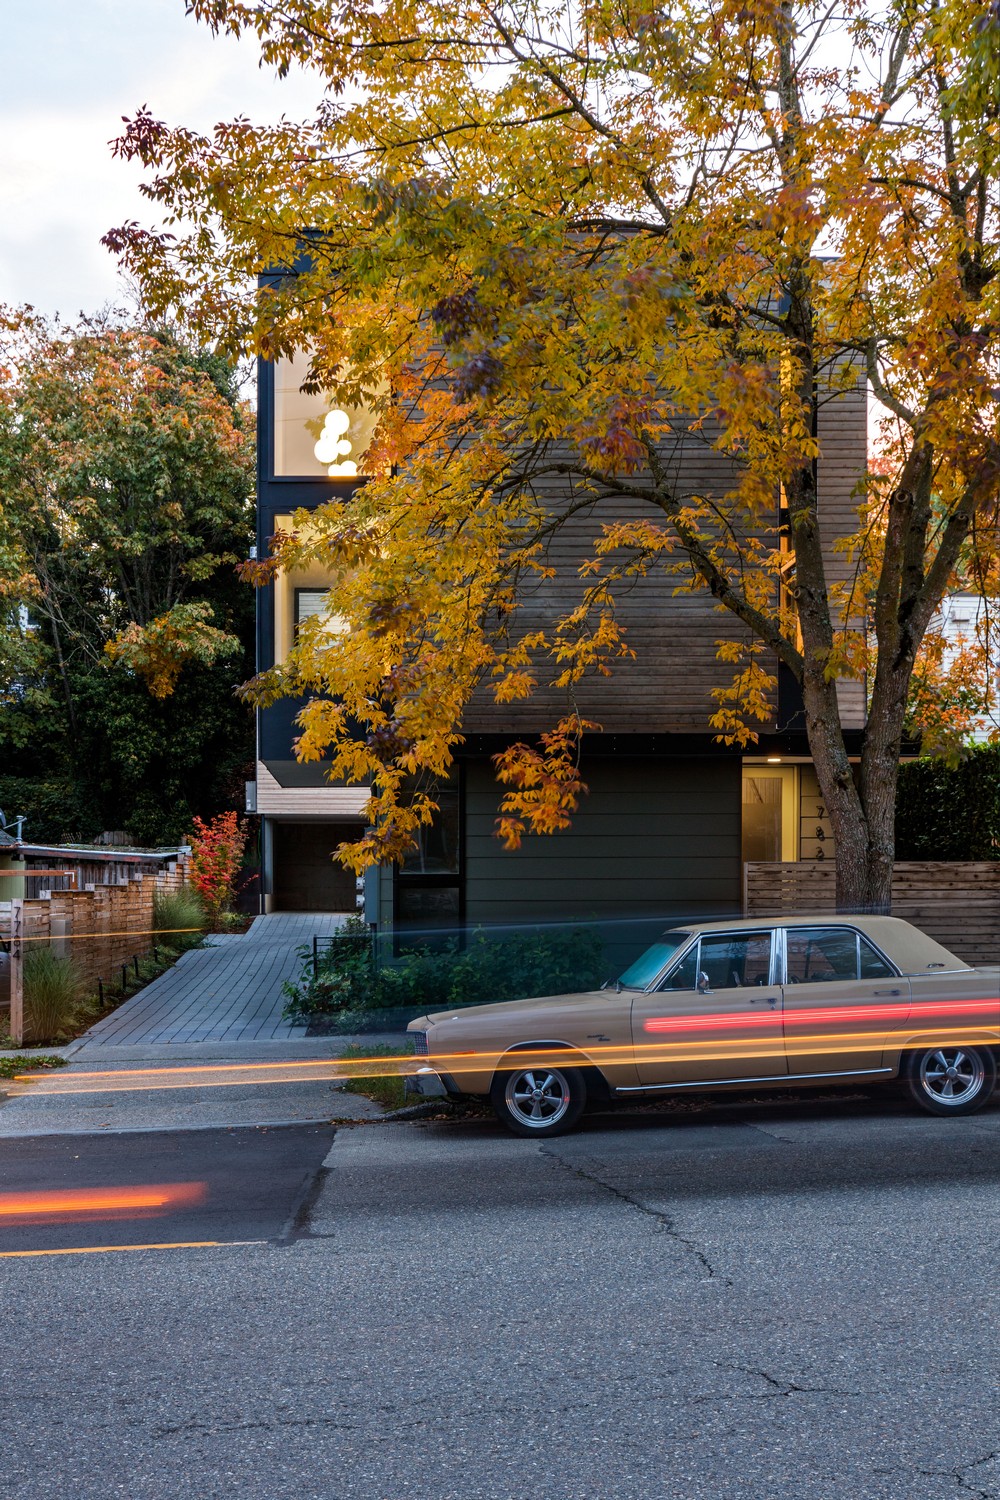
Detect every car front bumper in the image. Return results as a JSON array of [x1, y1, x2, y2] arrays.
[[404, 1066, 449, 1100]]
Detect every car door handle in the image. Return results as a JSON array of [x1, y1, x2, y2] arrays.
[[873, 989, 901, 997]]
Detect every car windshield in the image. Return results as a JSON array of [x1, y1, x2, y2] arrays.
[[618, 933, 691, 990]]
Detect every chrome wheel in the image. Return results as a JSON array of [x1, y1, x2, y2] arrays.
[[505, 1067, 572, 1130], [918, 1048, 985, 1106]]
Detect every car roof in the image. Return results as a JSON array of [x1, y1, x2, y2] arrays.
[[664, 914, 970, 973]]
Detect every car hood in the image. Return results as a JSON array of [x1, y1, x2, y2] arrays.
[[413, 988, 612, 1029]]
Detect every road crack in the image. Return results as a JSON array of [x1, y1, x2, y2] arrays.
[[539, 1144, 732, 1285], [916, 1452, 1000, 1500], [716, 1365, 861, 1400]]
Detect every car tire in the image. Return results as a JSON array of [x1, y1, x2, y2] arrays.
[[903, 1045, 997, 1116], [490, 1060, 587, 1137]]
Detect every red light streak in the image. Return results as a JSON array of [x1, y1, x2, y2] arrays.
[[644, 996, 1000, 1033]]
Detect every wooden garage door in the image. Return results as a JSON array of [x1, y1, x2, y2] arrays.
[[272, 822, 359, 912]]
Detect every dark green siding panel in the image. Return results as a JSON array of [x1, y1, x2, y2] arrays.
[[462, 756, 741, 937]]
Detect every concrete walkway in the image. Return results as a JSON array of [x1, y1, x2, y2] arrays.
[[69, 912, 348, 1053]]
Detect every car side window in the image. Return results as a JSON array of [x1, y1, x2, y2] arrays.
[[784, 927, 860, 983], [858, 936, 896, 979], [658, 946, 700, 992], [696, 932, 773, 990]]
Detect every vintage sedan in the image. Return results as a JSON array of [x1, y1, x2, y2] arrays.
[[405, 915, 1000, 1136]]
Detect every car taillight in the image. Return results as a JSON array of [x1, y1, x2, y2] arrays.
[[412, 1030, 429, 1056]]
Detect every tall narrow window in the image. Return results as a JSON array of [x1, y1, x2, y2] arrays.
[[272, 349, 379, 479]]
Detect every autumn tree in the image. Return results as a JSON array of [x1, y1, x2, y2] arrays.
[[0, 310, 257, 841], [106, 0, 1000, 909]]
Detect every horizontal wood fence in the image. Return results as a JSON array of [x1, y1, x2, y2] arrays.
[[744, 861, 1000, 969], [0, 851, 190, 1005]]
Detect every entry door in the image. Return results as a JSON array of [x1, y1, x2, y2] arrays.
[[631, 929, 787, 1088], [780, 925, 911, 1076]]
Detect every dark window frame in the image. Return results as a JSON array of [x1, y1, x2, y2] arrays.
[[781, 925, 900, 984], [392, 768, 465, 952]]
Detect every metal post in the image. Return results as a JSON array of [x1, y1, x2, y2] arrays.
[[10, 898, 23, 1047]]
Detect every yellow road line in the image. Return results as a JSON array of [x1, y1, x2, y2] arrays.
[[0, 1239, 265, 1259]]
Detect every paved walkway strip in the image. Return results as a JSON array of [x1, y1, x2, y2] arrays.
[[73, 913, 347, 1050]]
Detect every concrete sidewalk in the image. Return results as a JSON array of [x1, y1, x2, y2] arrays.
[[0, 912, 416, 1135], [69, 911, 346, 1052]]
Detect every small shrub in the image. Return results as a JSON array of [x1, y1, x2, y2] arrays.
[[282, 921, 604, 1028], [0, 1055, 67, 1076], [22, 949, 82, 1045], [189, 811, 248, 919], [153, 886, 206, 951]]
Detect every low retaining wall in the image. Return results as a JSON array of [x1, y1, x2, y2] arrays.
[[0, 850, 190, 1003], [743, 861, 1000, 968]]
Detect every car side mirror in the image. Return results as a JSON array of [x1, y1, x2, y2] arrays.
[[697, 971, 712, 994]]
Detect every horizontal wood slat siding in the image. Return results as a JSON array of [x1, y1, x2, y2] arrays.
[[255, 762, 369, 818], [743, 860, 1000, 967], [462, 383, 868, 735], [464, 430, 767, 734], [818, 383, 868, 731]]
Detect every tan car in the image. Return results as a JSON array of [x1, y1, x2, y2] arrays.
[[405, 915, 1000, 1136]]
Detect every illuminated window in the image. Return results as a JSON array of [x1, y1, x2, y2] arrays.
[[272, 348, 379, 479], [294, 589, 331, 627]]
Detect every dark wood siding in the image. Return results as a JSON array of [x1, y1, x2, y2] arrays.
[[461, 755, 742, 967], [462, 382, 868, 737], [463, 432, 770, 735], [817, 380, 868, 729]]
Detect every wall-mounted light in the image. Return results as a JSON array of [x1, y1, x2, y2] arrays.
[[766, 756, 782, 763]]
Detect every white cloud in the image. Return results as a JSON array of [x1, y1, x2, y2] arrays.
[[0, 0, 324, 316]]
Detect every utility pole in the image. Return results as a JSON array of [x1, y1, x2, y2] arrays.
[[9, 898, 23, 1047]]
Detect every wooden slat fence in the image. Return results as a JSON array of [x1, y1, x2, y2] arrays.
[[744, 861, 1000, 969], [0, 852, 191, 1006]]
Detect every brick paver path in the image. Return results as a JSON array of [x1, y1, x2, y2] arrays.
[[77, 913, 348, 1048]]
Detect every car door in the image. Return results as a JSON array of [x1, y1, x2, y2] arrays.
[[631, 929, 786, 1088], [780, 925, 911, 1078]]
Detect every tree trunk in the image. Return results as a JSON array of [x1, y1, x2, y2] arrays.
[[798, 668, 895, 914]]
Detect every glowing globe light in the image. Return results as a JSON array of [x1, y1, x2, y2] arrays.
[[314, 408, 358, 476]]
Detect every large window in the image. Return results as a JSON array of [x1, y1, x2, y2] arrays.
[[394, 785, 462, 943], [272, 349, 379, 479]]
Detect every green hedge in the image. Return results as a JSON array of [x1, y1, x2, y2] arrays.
[[895, 743, 1000, 861], [282, 918, 605, 1031]]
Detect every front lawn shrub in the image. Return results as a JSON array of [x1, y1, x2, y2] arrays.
[[23, 949, 83, 1044], [283, 919, 604, 1030], [153, 886, 207, 951]]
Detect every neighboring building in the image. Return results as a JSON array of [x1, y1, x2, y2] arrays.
[[250, 329, 868, 956], [934, 593, 1000, 742]]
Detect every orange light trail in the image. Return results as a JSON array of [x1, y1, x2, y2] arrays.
[[9, 1018, 1000, 1096], [0, 1182, 206, 1225], [1, 926, 205, 944]]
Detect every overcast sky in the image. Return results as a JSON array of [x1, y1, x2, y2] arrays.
[[1, 1, 324, 319]]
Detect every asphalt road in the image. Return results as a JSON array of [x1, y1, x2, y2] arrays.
[[0, 1125, 336, 1253], [1, 1093, 999, 1500]]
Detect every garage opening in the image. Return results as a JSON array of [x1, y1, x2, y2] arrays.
[[271, 821, 360, 912]]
